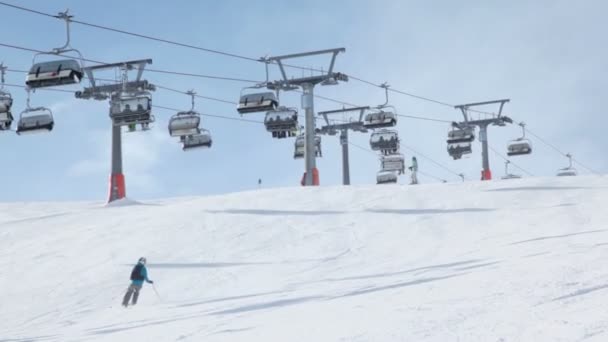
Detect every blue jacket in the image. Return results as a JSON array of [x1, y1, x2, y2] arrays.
[[131, 264, 152, 286]]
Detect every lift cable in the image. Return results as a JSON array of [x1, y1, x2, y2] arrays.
[[523, 127, 601, 175], [0, 42, 261, 84], [2, 83, 263, 125], [0, 1, 499, 116], [488, 145, 534, 177]]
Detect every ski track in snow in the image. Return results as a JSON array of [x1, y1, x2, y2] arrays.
[[1, 175, 607, 341]]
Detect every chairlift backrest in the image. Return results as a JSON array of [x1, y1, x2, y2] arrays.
[[237, 91, 278, 114], [16, 107, 54, 135]]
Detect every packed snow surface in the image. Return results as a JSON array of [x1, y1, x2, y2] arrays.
[[1, 175, 607, 341]]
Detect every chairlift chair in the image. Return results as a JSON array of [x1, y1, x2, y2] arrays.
[[556, 168, 578, 177], [110, 91, 154, 128], [0, 91, 13, 131], [381, 153, 406, 174], [447, 142, 472, 160], [293, 134, 322, 159], [168, 111, 201, 137], [265, 107, 298, 139], [16, 107, 54, 135], [447, 126, 475, 144], [363, 107, 397, 129], [376, 170, 398, 184], [507, 140, 532, 156], [26, 59, 83, 89], [369, 129, 399, 154], [182, 130, 212, 151], [507, 123, 532, 156], [237, 88, 278, 114]]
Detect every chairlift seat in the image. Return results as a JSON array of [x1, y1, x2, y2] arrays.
[[168, 112, 201, 137], [265, 108, 298, 134], [363, 110, 397, 129], [110, 93, 154, 127], [557, 168, 577, 177], [182, 131, 212, 151], [294, 135, 322, 159], [370, 129, 400, 152], [447, 127, 475, 144], [16, 113, 54, 135], [26, 59, 83, 89], [377, 171, 398, 184], [447, 142, 472, 160], [237, 92, 278, 114], [381, 154, 405, 174], [0, 93, 13, 113], [507, 140, 532, 156]]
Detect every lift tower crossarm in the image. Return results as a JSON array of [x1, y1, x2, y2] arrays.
[[316, 106, 370, 185], [453, 98, 512, 181]]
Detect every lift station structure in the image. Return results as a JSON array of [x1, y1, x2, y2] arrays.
[[75, 59, 155, 202], [264, 48, 348, 186], [453, 99, 512, 181]]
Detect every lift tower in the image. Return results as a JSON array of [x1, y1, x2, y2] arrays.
[[75, 59, 154, 202], [265, 48, 348, 186], [454, 99, 512, 181], [316, 106, 369, 185]]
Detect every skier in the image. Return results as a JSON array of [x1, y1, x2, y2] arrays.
[[122, 257, 154, 307], [409, 156, 419, 185]]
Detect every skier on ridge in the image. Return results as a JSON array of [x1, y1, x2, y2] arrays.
[[122, 257, 154, 307]]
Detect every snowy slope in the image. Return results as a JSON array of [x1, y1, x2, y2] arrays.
[[1, 175, 607, 341]]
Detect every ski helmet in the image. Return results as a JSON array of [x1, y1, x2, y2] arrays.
[[138, 257, 147, 265]]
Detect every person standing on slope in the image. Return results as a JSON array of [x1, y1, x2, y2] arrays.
[[122, 257, 154, 307], [409, 156, 419, 185]]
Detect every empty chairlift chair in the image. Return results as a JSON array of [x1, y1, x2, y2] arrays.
[[110, 92, 154, 129], [376, 170, 398, 184], [363, 107, 397, 129], [182, 129, 212, 151], [381, 153, 406, 175], [16, 106, 54, 135], [0, 90, 13, 131], [168, 112, 201, 137], [264, 107, 298, 139], [369, 129, 399, 154], [556, 153, 577, 177], [237, 88, 278, 114], [26, 59, 83, 89], [507, 123, 532, 156]]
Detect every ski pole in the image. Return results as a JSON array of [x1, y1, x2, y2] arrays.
[[152, 283, 163, 302]]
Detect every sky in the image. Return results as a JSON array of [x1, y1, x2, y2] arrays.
[[0, 0, 606, 201]]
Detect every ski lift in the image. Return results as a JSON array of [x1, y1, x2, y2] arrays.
[[0, 66, 13, 131], [110, 91, 154, 128], [447, 126, 475, 144], [168, 91, 201, 137], [16, 107, 54, 135], [182, 129, 212, 151], [25, 11, 84, 89], [507, 122, 532, 156], [447, 142, 472, 160], [264, 107, 298, 139], [381, 153, 406, 174], [501, 161, 522, 180], [556, 153, 577, 177], [363, 107, 397, 129], [16, 87, 54, 135], [237, 86, 278, 114], [369, 129, 399, 154], [294, 134, 322, 159], [376, 170, 398, 184]]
